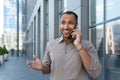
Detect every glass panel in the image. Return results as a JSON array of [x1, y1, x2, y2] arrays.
[[105, 19, 120, 80], [58, 0, 65, 36], [59, 0, 64, 12], [96, 25, 104, 58], [4, 0, 17, 30], [89, 25, 104, 80], [106, 0, 120, 20], [89, 0, 104, 25], [89, 27, 96, 47]]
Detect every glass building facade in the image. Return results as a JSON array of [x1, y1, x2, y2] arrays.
[[4, 0, 23, 52], [21, 0, 120, 80], [89, 0, 120, 80]]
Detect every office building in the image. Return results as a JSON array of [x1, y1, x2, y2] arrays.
[[4, 0, 23, 54], [22, 0, 120, 80]]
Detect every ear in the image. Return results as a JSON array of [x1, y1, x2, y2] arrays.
[[75, 23, 78, 29]]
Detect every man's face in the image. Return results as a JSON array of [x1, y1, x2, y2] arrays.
[[60, 14, 77, 38]]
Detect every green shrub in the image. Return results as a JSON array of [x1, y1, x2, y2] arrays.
[[0, 47, 4, 55]]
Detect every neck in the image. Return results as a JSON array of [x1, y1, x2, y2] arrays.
[[63, 37, 74, 43]]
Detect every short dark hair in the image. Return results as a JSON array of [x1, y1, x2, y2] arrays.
[[61, 11, 78, 24]]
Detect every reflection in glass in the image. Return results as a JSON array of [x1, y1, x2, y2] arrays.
[[89, 25, 104, 55], [96, 25, 104, 58], [106, 20, 120, 55], [89, 0, 104, 25], [105, 20, 120, 80], [89, 25, 103, 80]]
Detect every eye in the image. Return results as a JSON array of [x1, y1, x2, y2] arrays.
[[61, 21, 66, 25], [68, 21, 74, 25]]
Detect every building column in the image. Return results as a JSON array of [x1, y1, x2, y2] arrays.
[[48, 0, 59, 40], [80, 0, 89, 40]]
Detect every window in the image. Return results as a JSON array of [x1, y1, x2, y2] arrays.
[[89, 0, 104, 25], [89, 25, 104, 57], [106, 20, 120, 55], [58, 0, 65, 36], [59, 0, 64, 12], [105, 20, 120, 80], [89, 0, 120, 80], [106, 0, 120, 20]]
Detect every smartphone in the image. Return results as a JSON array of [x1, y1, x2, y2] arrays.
[[71, 25, 78, 40], [70, 30, 76, 40]]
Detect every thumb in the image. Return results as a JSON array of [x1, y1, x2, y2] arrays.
[[33, 55, 40, 61]]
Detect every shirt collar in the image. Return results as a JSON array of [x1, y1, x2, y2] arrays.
[[58, 36, 74, 43], [58, 36, 64, 43]]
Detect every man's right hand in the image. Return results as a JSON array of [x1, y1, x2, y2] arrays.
[[27, 55, 43, 71]]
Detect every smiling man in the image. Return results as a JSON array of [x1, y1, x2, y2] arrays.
[[27, 11, 102, 80]]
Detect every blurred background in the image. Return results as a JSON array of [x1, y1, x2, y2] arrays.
[[0, 0, 120, 80]]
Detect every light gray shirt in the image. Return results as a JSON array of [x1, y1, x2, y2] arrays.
[[43, 36, 102, 80]]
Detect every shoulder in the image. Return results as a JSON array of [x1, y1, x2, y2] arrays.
[[82, 40, 95, 50], [47, 37, 60, 46], [82, 40, 93, 46]]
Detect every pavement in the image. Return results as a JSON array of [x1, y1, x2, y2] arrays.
[[1, 54, 120, 80], [0, 55, 50, 80]]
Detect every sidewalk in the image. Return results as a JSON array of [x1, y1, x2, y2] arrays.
[[0, 56, 49, 80]]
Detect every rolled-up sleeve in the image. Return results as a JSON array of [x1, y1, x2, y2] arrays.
[[83, 40, 102, 78], [42, 42, 51, 73]]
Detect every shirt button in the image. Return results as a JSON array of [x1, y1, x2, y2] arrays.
[[65, 51, 67, 54]]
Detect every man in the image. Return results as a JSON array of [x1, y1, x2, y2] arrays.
[[27, 11, 102, 80]]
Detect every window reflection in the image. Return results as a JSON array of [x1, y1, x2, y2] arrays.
[[89, 25, 103, 80], [89, 0, 120, 79], [89, 0, 104, 25], [106, 20, 120, 55], [105, 20, 120, 80], [89, 25, 104, 55], [96, 25, 104, 58]]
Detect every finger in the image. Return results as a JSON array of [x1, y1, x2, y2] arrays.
[[27, 62, 35, 68], [72, 33, 76, 38], [33, 55, 38, 59], [71, 30, 77, 36], [28, 64, 33, 68], [27, 61, 30, 65], [73, 29, 82, 35], [33, 55, 40, 61], [29, 65, 35, 69], [27, 61, 34, 65], [72, 29, 79, 32]]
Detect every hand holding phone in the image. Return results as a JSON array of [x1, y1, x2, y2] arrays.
[[71, 29, 82, 46]]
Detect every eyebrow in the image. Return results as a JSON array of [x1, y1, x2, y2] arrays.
[[61, 19, 75, 22]]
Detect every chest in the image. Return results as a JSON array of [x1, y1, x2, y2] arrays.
[[49, 43, 82, 64]]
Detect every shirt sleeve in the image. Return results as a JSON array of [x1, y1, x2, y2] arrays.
[[42, 42, 51, 73], [83, 40, 102, 78]]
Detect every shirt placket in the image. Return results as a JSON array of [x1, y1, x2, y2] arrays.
[[64, 43, 69, 79]]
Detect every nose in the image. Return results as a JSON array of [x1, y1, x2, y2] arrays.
[[64, 23, 69, 29]]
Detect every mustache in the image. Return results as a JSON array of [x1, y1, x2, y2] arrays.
[[63, 28, 74, 31]]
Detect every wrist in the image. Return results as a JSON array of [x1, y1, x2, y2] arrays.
[[78, 46, 83, 52], [76, 44, 83, 51]]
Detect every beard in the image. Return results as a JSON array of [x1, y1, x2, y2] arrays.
[[61, 25, 76, 39], [62, 29, 73, 39]]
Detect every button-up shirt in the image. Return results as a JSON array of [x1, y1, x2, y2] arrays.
[[43, 36, 102, 80]]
